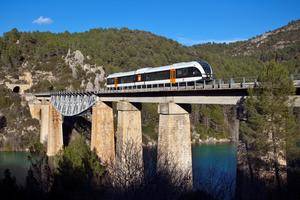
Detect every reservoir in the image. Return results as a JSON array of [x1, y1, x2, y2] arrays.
[[0, 143, 236, 198], [192, 143, 237, 199]]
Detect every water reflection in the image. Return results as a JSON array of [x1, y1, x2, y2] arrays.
[[192, 143, 237, 199], [0, 143, 237, 199], [0, 152, 31, 185]]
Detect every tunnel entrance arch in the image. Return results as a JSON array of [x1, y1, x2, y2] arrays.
[[12, 86, 20, 93]]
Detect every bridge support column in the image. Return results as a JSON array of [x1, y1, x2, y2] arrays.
[[28, 100, 41, 120], [91, 101, 115, 164], [229, 106, 239, 142], [157, 103, 193, 187], [40, 101, 50, 144], [47, 104, 63, 156], [115, 101, 143, 182]]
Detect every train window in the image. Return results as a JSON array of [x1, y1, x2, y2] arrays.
[[176, 67, 201, 78], [176, 68, 189, 78], [190, 68, 201, 76], [176, 69, 183, 77], [107, 78, 114, 84], [144, 70, 170, 81], [144, 74, 149, 81], [118, 75, 135, 83]]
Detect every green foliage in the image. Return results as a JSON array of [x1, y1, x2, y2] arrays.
[[62, 135, 91, 169], [142, 103, 158, 140], [29, 139, 45, 156], [241, 61, 296, 152], [194, 105, 230, 139], [240, 61, 297, 189], [0, 86, 14, 109], [53, 135, 105, 193], [29, 79, 53, 92]]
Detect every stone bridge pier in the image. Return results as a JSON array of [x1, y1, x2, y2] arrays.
[[29, 100, 63, 156], [40, 101, 50, 144], [115, 101, 143, 176], [157, 102, 193, 186], [91, 101, 115, 164], [229, 106, 240, 143], [47, 104, 63, 156]]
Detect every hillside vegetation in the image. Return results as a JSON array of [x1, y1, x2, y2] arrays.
[[0, 20, 299, 148], [1, 20, 299, 88]]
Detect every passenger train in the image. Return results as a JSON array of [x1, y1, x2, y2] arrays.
[[106, 60, 213, 88]]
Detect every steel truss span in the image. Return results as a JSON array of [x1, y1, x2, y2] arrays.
[[51, 94, 97, 116]]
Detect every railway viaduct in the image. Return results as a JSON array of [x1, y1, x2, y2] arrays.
[[27, 79, 300, 186]]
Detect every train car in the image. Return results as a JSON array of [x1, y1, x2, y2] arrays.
[[106, 60, 213, 89]]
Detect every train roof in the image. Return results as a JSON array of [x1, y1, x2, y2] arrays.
[[106, 61, 201, 78], [107, 70, 136, 78]]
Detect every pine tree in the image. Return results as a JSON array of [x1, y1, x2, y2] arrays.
[[240, 61, 297, 193]]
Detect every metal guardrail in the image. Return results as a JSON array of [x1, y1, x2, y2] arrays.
[[35, 75, 300, 96]]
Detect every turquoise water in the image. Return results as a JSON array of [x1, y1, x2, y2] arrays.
[[0, 144, 237, 198], [0, 151, 31, 185], [192, 143, 237, 199]]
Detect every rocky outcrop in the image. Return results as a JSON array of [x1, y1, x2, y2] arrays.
[[233, 20, 300, 56], [191, 131, 231, 144], [0, 87, 40, 151], [86, 79, 94, 91], [64, 49, 84, 78], [64, 49, 106, 90]]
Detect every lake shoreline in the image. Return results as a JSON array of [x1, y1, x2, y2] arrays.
[[144, 138, 233, 148], [2, 140, 233, 152], [0, 149, 29, 152], [192, 137, 232, 145]]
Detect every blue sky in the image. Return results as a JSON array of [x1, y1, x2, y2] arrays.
[[1, 0, 300, 45]]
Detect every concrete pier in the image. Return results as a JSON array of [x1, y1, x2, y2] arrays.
[[40, 101, 50, 144], [91, 101, 115, 164], [115, 101, 143, 177], [229, 106, 239, 142], [157, 103, 192, 185], [47, 104, 63, 156], [28, 100, 41, 120]]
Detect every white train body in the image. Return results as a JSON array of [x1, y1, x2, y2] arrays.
[[106, 60, 213, 88]]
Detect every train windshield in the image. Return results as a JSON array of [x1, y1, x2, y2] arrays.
[[198, 60, 212, 74]]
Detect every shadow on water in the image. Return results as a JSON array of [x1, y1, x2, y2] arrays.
[[0, 142, 237, 199], [143, 146, 157, 179], [192, 143, 237, 200], [143, 143, 237, 199]]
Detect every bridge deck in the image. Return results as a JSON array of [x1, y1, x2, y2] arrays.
[[35, 80, 300, 97], [31, 79, 300, 116]]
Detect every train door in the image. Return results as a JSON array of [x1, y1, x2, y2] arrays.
[[135, 74, 142, 88], [114, 77, 118, 88], [170, 69, 176, 84]]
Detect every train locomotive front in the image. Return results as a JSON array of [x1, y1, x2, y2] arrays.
[[106, 60, 213, 89]]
